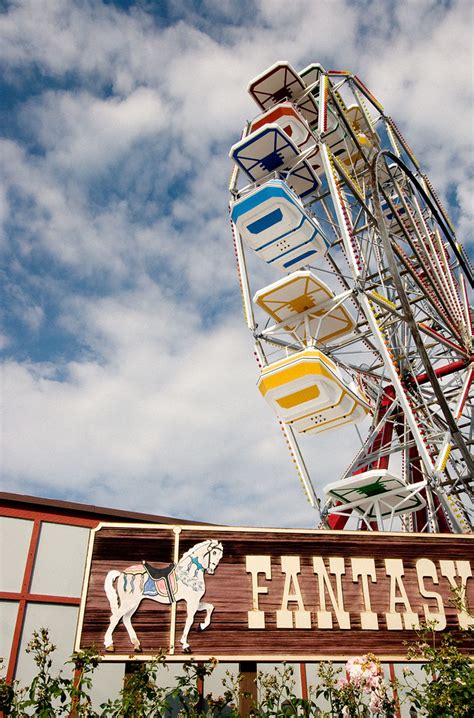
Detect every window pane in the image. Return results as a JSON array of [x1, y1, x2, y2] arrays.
[[30, 523, 90, 597], [86, 663, 123, 709], [306, 661, 346, 713], [257, 662, 302, 699], [0, 601, 19, 667], [204, 661, 239, 700], [15, 603, 79, 684], [0, 517, 33, 592]]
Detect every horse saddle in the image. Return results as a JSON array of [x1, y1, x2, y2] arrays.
[[143, 561, 175, 580], [142, 561, 176, 602]]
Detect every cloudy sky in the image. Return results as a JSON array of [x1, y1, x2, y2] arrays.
[[1, 0, 472, 528]]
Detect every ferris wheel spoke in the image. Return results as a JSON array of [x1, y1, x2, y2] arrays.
[[383, 152, 474, 286], [372, 183, 474, 487], [378, 200, 463, 338]]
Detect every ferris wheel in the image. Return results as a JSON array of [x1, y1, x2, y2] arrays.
[[228, 61, 473, 534]]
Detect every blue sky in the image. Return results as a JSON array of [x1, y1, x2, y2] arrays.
[[1, 0, 473, 527]]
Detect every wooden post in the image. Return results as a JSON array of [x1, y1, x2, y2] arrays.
[[124, 661, 141, 676], [300, 662, 308, 700], [239, 661, 257, 716], [123, 661, 141, 690], [122, 661, 143, 713], [196, 663, 205, 714], [68, 664, 82, 717], [388, 662, 402, 718], [123, 661, 140, 685]]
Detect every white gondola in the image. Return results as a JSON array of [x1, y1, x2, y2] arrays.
[[229, 124, 321, 198], [248, 60, 318, 126], [299, 63, 323, 90], [324, 470, 427, 529], [380, 190, 409, 236], [254, 270, 354, 344], [248, 102, 327, 181], [230, 123, 299, 180], [249, 101, 315, 153], [257, 348, 370, 434], [231, 180, 325, 272], [317, 104, 377, 175]]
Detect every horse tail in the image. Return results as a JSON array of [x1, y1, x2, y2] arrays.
[[104, 570, 121, 613]]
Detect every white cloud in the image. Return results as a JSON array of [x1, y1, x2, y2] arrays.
[[0, 0, 153, 86], [355, 0, 473, 249], [22, 88, 169, 176], [1, 286, 330, 526]]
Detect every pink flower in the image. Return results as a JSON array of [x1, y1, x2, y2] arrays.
[[346, 658, 364, 686], [367, 674, 382, 690], [369, 692, 382, 713]]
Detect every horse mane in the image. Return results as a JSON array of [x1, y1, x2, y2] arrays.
[[180, 539, 213, 562]]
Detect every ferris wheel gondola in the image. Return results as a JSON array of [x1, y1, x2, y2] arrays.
[[228, 60, 473, 534]]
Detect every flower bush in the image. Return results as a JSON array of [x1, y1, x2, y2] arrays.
[[341, 654, 394, 715], [402, 631, 473, 718], [1, 625, 472, 717], [315, 655, 397, 717]]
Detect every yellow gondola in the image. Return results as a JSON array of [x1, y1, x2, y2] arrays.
[[258, 348, 370, 434], [253, 270, 354, 345]]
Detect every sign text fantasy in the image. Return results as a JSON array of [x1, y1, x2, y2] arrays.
[[246, 555, 472, 631]]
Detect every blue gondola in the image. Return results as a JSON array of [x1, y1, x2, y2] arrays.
[[231, 180, 326, 272]]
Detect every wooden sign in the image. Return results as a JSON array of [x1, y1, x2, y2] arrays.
[[75, 524, 474, 660]]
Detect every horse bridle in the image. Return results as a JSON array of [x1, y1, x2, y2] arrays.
[[201, 540, 223, 572]]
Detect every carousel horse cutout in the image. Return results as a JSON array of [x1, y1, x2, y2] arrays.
[[103, 539, 224, 653]]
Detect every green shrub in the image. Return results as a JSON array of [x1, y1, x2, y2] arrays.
[[1, 624, 472, 717]]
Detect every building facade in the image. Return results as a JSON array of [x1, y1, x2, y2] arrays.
[[0, 492, 206, 708], [1, 491, 429, 716]]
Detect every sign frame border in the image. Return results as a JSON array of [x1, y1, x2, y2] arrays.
[[75, 522, 474, 662]]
